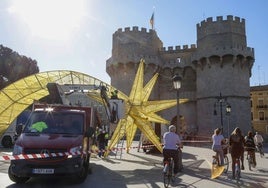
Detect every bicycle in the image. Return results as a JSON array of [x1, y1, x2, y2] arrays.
[[245, 147, 256, 171], [212, 154, 229, 173], [234, 157, 241, 181], [163, 157, 175, 188], [212, 145, 229, 173], [256, 143, 265, 157]]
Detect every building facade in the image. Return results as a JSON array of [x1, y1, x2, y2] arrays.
[[251, 85, 268, 135], [106, 15, 255, 138]]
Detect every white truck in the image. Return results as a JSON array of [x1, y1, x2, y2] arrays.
[[0, 110, 31, 148]]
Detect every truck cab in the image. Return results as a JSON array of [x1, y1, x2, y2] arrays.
[[8, 83, 124, 184], [8, 104, 96, 183]]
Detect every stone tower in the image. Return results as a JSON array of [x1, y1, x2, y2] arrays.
[[193, 16, 254, 136], [106, 15, 254, 138], [106, 27, 162, 97]]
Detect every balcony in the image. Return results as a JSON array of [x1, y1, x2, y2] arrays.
[[256, 104, 268, 109]]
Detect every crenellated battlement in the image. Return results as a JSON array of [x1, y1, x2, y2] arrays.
[[111, 26, 163, 63], [106, 54, 161, 67], [197, 15, 246, 46], [197, 15, 247, 51], [115, 26, 154, 35], [197, 15, 245, 28]]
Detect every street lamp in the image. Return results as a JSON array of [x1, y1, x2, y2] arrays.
[[226, 104, 231, 138], [172, 74, 182, 134], [214, 93, 231, 137]]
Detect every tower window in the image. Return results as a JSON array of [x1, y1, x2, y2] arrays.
[[177, 57, 181, 63]]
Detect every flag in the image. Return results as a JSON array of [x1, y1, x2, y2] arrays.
[[150, 12, 154, 29]]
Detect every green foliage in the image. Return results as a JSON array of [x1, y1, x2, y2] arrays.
[[0, 44, 39, 89]]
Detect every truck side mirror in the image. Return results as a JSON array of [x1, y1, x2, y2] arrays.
[[16, 123, 23, 136], [85, 127, 95, 137]]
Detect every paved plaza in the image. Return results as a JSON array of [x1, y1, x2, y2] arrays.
[[0, 142, 267, 187]]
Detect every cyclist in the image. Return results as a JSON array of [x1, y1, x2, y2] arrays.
[[254, 132, 264, 154], [229, 127, 245, 178], [163, 125, 183, 175], [211, 128, 225, 166], [244, 131, 256, 167]]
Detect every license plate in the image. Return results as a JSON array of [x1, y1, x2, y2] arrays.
[[32, 168, 54, 174]]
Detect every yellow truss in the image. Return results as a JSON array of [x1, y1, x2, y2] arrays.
[[0, 60, 189, 156]]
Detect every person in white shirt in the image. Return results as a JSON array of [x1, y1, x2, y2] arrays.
[[254, 132, 264, 145], [212, 128, 225, 166], [254, 132, 264, 156], [163, 125, 183, 175]]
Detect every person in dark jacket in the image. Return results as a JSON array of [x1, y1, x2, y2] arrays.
[[97, 130, 106, 157], [244, 131, 256, 167], [229, 127, 245, 178]]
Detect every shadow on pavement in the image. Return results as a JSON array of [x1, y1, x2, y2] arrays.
[[5, 163, 128, 188], [2, 144, 267, 188], [142, 149, 198, 161], [191, 160, 268, 188]]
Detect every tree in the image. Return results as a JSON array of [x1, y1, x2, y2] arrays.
[[0, 45, 39, 89]]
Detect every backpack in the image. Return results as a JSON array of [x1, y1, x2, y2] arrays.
[[245, 136, 255, 148]]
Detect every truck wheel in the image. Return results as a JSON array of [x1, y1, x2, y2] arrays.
[[86, 156, 92, 174], [76, 162, 89, 183], [8, 166, 30, 183], [1, 136, 13, 148], [88, 166, 92, 174]]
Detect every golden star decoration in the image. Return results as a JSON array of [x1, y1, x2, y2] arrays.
[[104, 59, 189, 155]]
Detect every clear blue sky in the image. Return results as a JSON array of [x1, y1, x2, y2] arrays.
[[0, 0, 267, 86]]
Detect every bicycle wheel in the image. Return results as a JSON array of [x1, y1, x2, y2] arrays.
[[163, 164, 170, 188], [163, 173, 170, 188], [170, 159, 175, 182], [223, 155, 229, 173], [236, 170, 240, 181], [235, 159, 240, 181], [248, 155, 252, 171], [257, 145, 264, 157], [212, 156, 218, 165], [260, 148, 264, 157]]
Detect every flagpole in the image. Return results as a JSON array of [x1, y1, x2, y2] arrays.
[[150, 12, 154, 30]]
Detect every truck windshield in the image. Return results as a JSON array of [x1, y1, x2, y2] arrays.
[[24, 111, 84, 135]]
